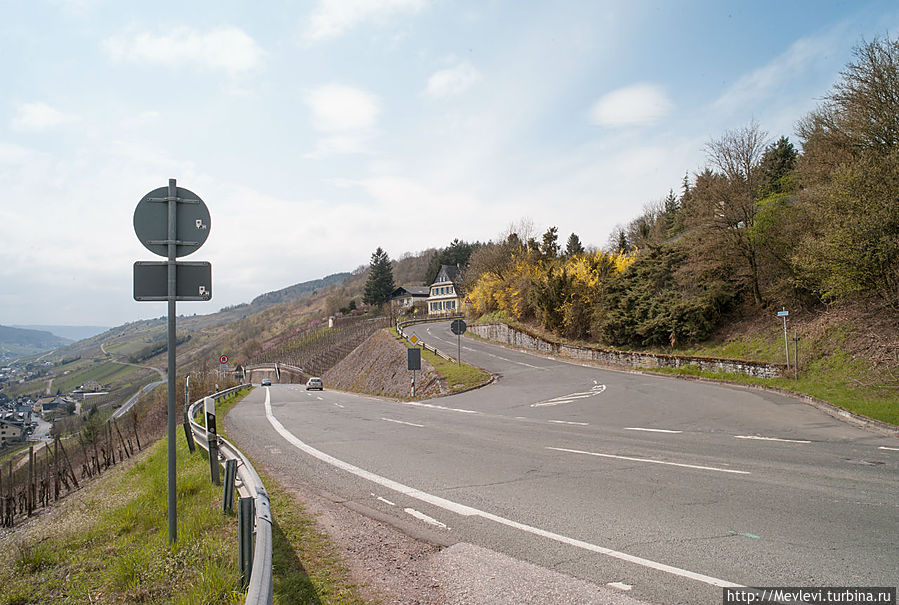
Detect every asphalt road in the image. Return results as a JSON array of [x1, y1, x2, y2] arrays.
[[226, 322, 898, 604]]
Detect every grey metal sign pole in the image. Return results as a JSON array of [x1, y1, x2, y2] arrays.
[[133, 178, 211, 545], [166, 179, 178, 543]]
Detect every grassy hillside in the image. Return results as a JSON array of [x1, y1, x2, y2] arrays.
[[0, 435, 243, 604]]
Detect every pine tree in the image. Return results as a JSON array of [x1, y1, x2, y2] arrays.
[[363, 247, 395, 308], [565, 233, 585, 257], [617, 229, 629, 253], [541, 226, 559, 259]]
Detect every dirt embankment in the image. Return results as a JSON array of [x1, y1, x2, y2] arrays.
[[324, 329, 448, 399]]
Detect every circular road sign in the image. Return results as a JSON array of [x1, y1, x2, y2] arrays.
[[134, 185, 211, 258], [219, 355, 229, 364], [451, 319, 467, 335]]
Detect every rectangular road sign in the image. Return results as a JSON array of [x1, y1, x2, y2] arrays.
[[134, 261, 212, 301], [777, 310, 789, 317], [407, 348, 421, 371]]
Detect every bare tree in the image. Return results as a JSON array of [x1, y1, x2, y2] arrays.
[[687, 121, 770, 304]]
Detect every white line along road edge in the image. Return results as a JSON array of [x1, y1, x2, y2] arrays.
[[263, 388, 742, 589]]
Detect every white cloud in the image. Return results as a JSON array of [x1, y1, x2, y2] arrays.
[[304, 0, 426, 42], [588, 83, 673, 127], [10, 102, 70, 131], [307, 84, 380, 131], [424, 62, 482, 98], [714, 32, 840, 113], [103, 26, 264, 73], [305, 84, 380, 156]]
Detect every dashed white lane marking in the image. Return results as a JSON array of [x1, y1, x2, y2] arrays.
[[382, 418, 425, 428], [734, 435, 810, 444], [625, 427, 683, 434], [263, 389, 742, 589], [316, 396, 324, 401], [532, 384, 606, 407], [877, 446, 899, 451], [400, 400, 480, 414], [333, 403, 345, 409], [405, 507, 449, 529], [548, 420, 589, 426], [607, 582, 633, 591], [548, 447, 751, 475], [372, 493, 396, 506]]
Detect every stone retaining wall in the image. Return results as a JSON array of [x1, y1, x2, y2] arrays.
[[469, 323, 785, 379]]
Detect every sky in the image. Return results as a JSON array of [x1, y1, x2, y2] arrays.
[[1, 0, 897, 327]]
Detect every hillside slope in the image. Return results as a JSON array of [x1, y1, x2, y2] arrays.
[[324, 329, 447, 399]]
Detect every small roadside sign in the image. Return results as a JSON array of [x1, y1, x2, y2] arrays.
[[219, 355, 229, 364], [409, 334, 420, 345], [451, 319, 467, 335], [777, 310, 789, 317], [407, 348, 421, 371], [133, 261, 212, 301]]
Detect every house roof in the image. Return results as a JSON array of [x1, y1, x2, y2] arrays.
[[390, 286, 430, 299], [432, 264, 461, 285]]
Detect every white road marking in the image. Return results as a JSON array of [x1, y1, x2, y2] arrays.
[[316, 396, 324, 401], [333, 403, 345, 409], [405, 507, 449, 529], [607, 582, 633, 591], [734, 435, 810, 444], [548, 447, 751, 475], [533, 400, 573, 407], [532, 384, 606, 407], [625, 427, 683, 434], [548, 420, 589, 426], [399, 400, 480, 414], [371, 493, 396, 506], [381, 418, 425, 428], [878, 446, 899, 451], [263, 389, 743, 589]]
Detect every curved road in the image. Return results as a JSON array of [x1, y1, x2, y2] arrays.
[[226, 322, 898, 604]]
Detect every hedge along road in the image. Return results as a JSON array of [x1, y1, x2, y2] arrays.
[[224, 321, 898, 605]]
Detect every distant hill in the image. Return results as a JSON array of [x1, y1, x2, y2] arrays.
[[0, 325, 72, 362], [250, 272, 351, 307], [14, 325, 109, 341]]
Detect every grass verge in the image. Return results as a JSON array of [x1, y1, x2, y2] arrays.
[[0, 435, 242, 604], [390, 327, 490, 392]]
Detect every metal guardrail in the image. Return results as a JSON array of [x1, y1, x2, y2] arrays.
[[188, 385, 272, 605], [396, 316, 463, 362]]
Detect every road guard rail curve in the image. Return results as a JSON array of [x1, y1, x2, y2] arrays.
[[396, 315, 463, 362], [188, 384, 273, 605]]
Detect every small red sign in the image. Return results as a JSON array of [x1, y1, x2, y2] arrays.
[[219, 355, 229, 364]]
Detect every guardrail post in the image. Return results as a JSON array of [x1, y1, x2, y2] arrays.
[[183, 402, 196, 453], [205, 397, 220, 485], [222, 459, 237, 513], [238, 496, 255, 589]]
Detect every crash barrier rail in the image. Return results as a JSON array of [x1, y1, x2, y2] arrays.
[[188, 384, 273, 605], [243, 363, 307, 383], [396, 315, 464, 362]]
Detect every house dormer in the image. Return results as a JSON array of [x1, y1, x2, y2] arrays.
[[427, 264, 462, 315]]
